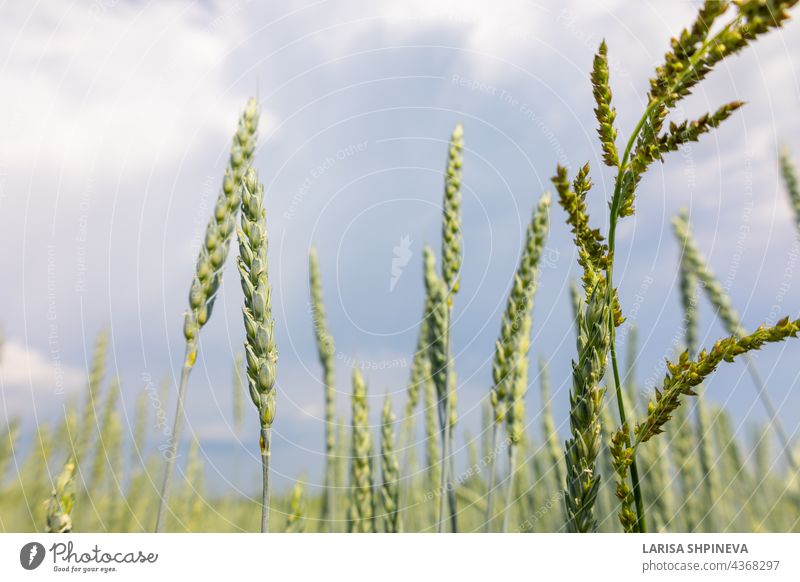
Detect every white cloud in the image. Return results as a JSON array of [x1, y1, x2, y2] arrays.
[[0, 338, 84, 398], [0, 1, 273, 185]]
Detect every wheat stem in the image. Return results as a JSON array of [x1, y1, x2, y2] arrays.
[[154, 348, 192, 532], [309, 248, 337, 529], [156, 99, 259, 531], [260, 426, 272, 532]]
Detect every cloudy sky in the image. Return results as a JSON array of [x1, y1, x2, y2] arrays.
[[2, 0, 800, 497]]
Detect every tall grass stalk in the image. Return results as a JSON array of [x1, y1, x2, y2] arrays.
[[45, 457, 76, 533], [582, 0, 798, 532], [539, 358, 563, 500], [75, 330, 109, 467], [285, 481, 306, 533], [381, 398, 401, 532], [237, 168, 278, 533], [423, 349, 442, 496], [611, 317, 800, 532], [673, 211, 799, 473], [309, 248, 337, 529], [502, 313, 531, 532], [156, 99, 259, 531], [779, 148, 800, 229], [425, 124, 464, 532], [675, 213, 718, 530], [348, 368, 374, 532], [486, 193, 550, 531]]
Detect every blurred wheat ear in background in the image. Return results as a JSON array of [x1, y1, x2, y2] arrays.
[[309, 248, 337, 531]]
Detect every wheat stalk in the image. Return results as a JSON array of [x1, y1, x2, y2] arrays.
[[423, 349, 441, 498], [285, 481, 306, 533], [425, 124, 464, 533], [75, 330, 108, 466], [401, 301, 430, 455], [0, 419, 21, 489], [381, 397, 402, 532], [552, 165, 615, 532], [232, 352, 245, 434], [45, 456, 76, 533], [780, 148, 800, 230], [334, 416, 348, 524], [348, 368, 374, 532], [582, 0, 799, 533], [501, 312, 531, 532], [675, 216, 719, 530], [611, 316, 800, 526], [184, 439, 205, 532], [673, 211, 799, 473], [309, 248, 337, 530], [441, 123, 464, 296], [564, 286, 611, 532], [486, 192, 551, 531], [539, 358, 564, 498], [156, 99, 259, 531], [423, 244, 454, 531], [121, 390, 149, 532], [89, 377, 120, 492], [237, 168, 278, 533]]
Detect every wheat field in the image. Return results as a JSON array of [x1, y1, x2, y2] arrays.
[[2, 0, 800, 534]]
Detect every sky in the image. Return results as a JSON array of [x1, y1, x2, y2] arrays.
[[1, 0, 800, 499]]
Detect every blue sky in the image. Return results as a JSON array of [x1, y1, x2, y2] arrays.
[[2, 0, 800, 496]]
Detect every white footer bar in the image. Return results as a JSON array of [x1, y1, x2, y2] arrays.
[[1, 533, 798, 581]]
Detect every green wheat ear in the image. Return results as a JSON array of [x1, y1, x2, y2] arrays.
[[591, 39, 619, 168], [441, 123, 464, 296], [156, 98, 260, 532], [486, 191, 551, 530], [620, 315, 800, 526], [380, 397, 401, 533], [309, 247, 337, 530], [780, 147, 800, 229], [184, 98, 260, 347], [563, 285, 610, 533], [237, 167, 278, 533], [46, 456, 76, 533], [348, 368, 374, 532], [284, 481, 306, 533], [673, 210, 799, 472]]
